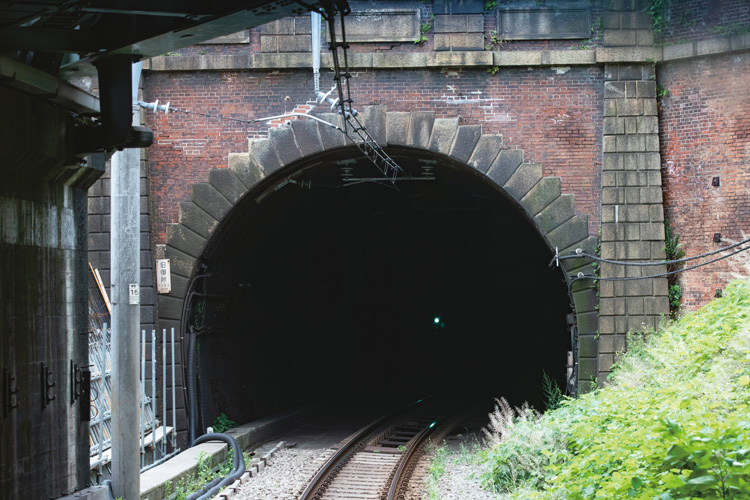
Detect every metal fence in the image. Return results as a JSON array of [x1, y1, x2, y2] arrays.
[[88, 265, 179, 478], [88, 325, 178, 475]]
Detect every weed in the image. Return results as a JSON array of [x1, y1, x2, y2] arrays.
[[484, 30, 502, 50], [482, 278, 750, 499], [663, 219, 684, 316], [669, 282, 682, 310], [709, 21, 750, 36], [541, 371, 564, 411], [487, 66, 500, 75], [211, 412, 236, 433], [570, 16, 603, 50], [657, 84, 670, 98], [414, 22, 431, 45], [644, 0, 669, 44]]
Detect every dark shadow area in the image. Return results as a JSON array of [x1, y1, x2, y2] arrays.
[[193, 147, 571, 428]]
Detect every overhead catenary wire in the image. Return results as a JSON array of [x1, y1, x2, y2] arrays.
[[553, 236, 750, 268], [139, 100, 255, 125], [555, 237, 750, 287]]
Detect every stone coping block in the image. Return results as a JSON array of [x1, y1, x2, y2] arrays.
[[145, 45, 677, 73]]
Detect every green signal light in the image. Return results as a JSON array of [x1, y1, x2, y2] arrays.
[[433, 317, 440, 324], [429, 421, 436, 429]]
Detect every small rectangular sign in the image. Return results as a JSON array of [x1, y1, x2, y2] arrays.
[[129, 283, 140, 305], [156, 259, 172, 294]]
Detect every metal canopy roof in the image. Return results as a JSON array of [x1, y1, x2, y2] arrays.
[[0, 0, 321, 78]]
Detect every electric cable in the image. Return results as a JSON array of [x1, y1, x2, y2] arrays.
[[553, 236, 750, 268], [566, 240, 750, 286]]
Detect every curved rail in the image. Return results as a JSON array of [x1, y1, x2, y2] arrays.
[[299, 399, 459, 500], [298, 410, 400, 500], [386, 422, 435, 500]]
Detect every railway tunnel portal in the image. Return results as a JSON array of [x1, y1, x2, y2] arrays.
[[161, 113, 597, 432]]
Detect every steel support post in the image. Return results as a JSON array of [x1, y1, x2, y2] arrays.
[[110, 61, 143, 500]]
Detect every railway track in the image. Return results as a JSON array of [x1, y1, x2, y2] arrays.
[[298, 399, 463, 500]]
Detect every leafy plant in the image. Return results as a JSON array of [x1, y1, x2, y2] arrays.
[[664, 219, 685, 316], [487, 66, 500, 75], [211, 412, 236, 433], [657, 416, 750, 499], [414, 21, 431, 45], [484, 30, 507, 51], [570, 16, 603, 50], [657, 84, 670, 98], [644, 0, 669, 44], [481, 277, 750, 499], [669, 282, 682, 309], [541, 371, 564, 411]]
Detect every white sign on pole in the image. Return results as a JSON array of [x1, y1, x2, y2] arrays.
[[129, 283, 140, 305], [156, 259, 172, 294]]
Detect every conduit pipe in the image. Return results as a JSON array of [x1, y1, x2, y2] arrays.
[[185, 433, 246, 500]]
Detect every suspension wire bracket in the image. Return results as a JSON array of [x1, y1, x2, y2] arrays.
[[310, 0, 405, 183]]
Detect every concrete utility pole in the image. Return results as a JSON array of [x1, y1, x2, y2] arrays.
[[110, 61, 143, 500]]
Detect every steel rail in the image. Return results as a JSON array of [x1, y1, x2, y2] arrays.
[[387, 423, 435, 500], [297, 411, 397, 500]]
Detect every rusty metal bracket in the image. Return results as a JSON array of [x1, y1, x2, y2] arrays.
[[41, 362, 56, 408], [3, 367, 19, 418]]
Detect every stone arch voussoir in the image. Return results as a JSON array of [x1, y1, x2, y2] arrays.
[[160, 105, 599, 393]]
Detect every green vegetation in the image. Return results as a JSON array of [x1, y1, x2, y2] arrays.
[[485, 30, 504, 50], [484, 0, 498, 10], [425, 437, 483, 500], [211, 412, 236, 433], [664, 219, 685, 316], [570, 16, 603, 50], [644, 0, 669, 44], [480, 278, 750, 499], [414, 21, 432, 45], [709, 22, 750, 37], [166, 450, 252, 500], [541, 372, 564, 412]]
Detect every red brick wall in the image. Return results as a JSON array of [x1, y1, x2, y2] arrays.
[[660, 0, 750, 44], [143, 66, 603, 244], [658, 52, 750, 310]]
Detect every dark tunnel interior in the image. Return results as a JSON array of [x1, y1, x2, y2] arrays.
[[193, 147, 573, 427]]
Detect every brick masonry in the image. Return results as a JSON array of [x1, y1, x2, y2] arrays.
[[143, 67, 604, 244], [85, 0, 750, 436], [659, 52, 750, 310]]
